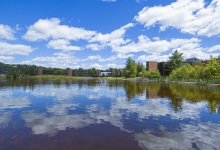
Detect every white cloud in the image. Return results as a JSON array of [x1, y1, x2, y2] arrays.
[[86, 43, 105, 51], [0, 56, 14, 62], [89, 23, 134, 44], [0, 24, 15, 40], [88, 63, 102, 69], [135, 0, 220, 37], [47, 39, 82, 51], [109, 35, 219, 61], [207, 44, 220, 52], [137, 54, 170, 62], [23, 18, 96, 41], [0, 42, 34, 56], [21, 52, 79, 68], [111, 35, 170, 54]]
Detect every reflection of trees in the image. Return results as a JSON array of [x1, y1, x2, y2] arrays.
[[2, 78, 36, 91], [166, 83, 220, 114], [122, 81, 161, 101], [54, 79, 62, 87]]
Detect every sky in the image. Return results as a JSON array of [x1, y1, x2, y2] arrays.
[[0, 0, 220, 69]]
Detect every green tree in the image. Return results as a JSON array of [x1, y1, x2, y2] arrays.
[[204, 56, 219, 79], [137, 62, 147, 77], [146, 70, 161, 78], [124, 57, 137, 78], [88, 68, 97, 77], [56, 68, 63, 75], [167, 50, 184, 72]]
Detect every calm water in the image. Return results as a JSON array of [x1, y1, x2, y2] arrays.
[[0, 78, 220, 150]]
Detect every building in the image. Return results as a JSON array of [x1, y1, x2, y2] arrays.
[[72, 68, 88, 76], [157, 62, 170, 76], [146, 61, 158, 71], [185, 57, 201, 63]]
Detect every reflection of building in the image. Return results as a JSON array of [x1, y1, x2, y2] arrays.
[[37, 79, 42, 85], [146, 89, 158, 98]]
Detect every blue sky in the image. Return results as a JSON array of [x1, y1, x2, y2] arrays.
[[0, 0, 219, 69]]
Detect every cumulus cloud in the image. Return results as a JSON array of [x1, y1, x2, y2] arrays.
[[21, 52, 79, 68], [207, 44, 220, 52], [90, 23, 133, 44], [86, 43, 105, 51], [47, 39, 82, 51], [21, 52, 127, 69], [0, 42, 34, 56], [110, 35, 219, 61], [0, 56, 14, 62], [22, 18, 96, 41], [137, 54, 170, 62], [135, 0, 220, 37], [0, 24, 15, 40]]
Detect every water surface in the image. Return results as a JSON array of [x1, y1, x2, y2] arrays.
[[0, 79, 220, 150]]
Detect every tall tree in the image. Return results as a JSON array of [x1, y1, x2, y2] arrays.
[[124, 57, 137, 78], [137, 62, 147, 77], [167, 50, 184, 72]]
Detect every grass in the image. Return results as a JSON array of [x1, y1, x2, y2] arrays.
[[98, 77, 125, 80], [29, 75, 125, 80], [0, 74, 5, 79]]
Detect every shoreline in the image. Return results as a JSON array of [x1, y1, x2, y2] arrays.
[[125, 77, 220, 87]]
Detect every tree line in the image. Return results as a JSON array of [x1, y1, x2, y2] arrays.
[[0, 63, 38, 78], [168, 51, 220, 80]]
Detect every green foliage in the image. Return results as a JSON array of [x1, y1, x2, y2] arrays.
[[88, 68, 97, 77], [138, 72, 143, 77], [169, 56, 220, 79], [146, 70, 161, 78], [6, 67, 22, 78], [124, 58, 148, 78], [167, 50, 184, 72], [23, 65, 37, 76], [56, 68, 63, 75], [124, 57, 137, 78], [112, 69, 121, 77], [137, 62, 147, 77]]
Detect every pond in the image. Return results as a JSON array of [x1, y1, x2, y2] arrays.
[[0, 78, 220, 150]]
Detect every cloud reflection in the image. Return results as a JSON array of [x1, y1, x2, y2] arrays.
[[135, 122, 220, 150], [0, 91, 31, 109]]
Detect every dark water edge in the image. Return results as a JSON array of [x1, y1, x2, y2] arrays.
[[0, 78, 220, 150]]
